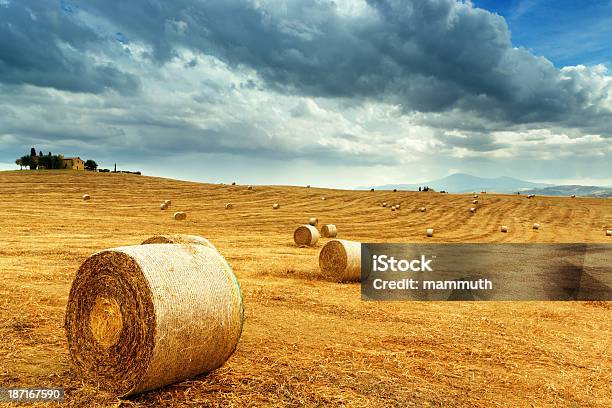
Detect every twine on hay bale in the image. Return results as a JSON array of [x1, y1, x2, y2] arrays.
[[426, 228, 434, 237], [160, 203, 168, 210], [272, 203, 280, 210], [501, 226, 508, 233], [294, 225, 319, 246], [420, 207, 426, 212], [64, 244, 243, 396], [533, 223, 540, 230], [321, 224, 337, 238], [606, 230, 611, 237], [225, 203, 233, 210], [174, 212, 187, 221], [141, 234, 216, 250], [319, 239, 361, 282], [308, 217, 318, 226], [82, 194, 91, 201]]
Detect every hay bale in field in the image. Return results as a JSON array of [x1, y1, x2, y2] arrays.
[[321, 224, 337, 238], [231, 182, 236, 186], [391, 206, 396, 211], [306, 185, 311, 188], [420, 207, 426, 212], [164, 200, 171, 206], [571, 194, 576, 198], [469, 207, 476, 213], [527, 194, 535, 199], [319, 239, 361, 282], [272, 203, 280, 210], [533, 223, 540, 230], [141, 235, 217, 251], [395, 204, 401, 209], [501, 226, 508, 233], [382, 202, 387, 207], [247, 185, 253, 190], [473, 194, 478, 199], [606, 230, 611, 237], [321, 197, 326, 201], [174, 212, 187, 221], [294, 225, 319, 246], [308, 217, 318, 226], [65, 244, 243, 396], [82, 194, 91, 201], [393, 189, 397, 192], [472, 200, 478, 204], [225, 203, 233, 210], [426, 228, 434, 237], [160, 203, 168, 210], [370, 188, 375, 192]]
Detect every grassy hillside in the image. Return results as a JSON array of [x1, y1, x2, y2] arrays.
[[0, 171, 610, 407]]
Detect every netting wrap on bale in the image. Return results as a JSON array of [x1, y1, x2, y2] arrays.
[[319, 239, 361, 282], [141, 234, 217, 251], [321, 224, 337, 238], [294, 225, 319, 246], [65, 244, 243, 397]]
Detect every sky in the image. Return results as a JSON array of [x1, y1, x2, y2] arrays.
[[0, 0, 611, 188]]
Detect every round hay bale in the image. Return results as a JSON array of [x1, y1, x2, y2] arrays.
[[321, 197, 326, 201], [473, 194, 478, 199], [321, 224, 337, 238], [174, 212, 187, 221], [426, 228, 434, 237], [370, 188, 375, 192], [533, 223, 540, 230], [141, 235, 216, 250], [472, 200, 478, 204], [160, 203, 168, 210], [306, 185, 311, 188], [420, 207, 426, 212], [164, 200, 171, 206], [382, 202, 387, 208], [247, 185, 253, 190], [308, 217, 318, 226], [65, 244, 243, 396], [319, 239, 361, 282], [231, 182, 236, 186], [501, 226, 508, 233], [571, 194, 576, 198], [294, 225, 319, 247], [393, 189, 397, 192], [225, 203, 233, 210], [82, 194, 91, 201], [469, 207, 476, 213], [391, 206, 396, 211], [272, 203, 280, 210], [606, 230, 611, 237], [395, 204, 401, 209]]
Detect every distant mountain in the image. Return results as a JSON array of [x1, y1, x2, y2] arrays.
[[522, 185, 612, 198], [358, 173, 552, 194]]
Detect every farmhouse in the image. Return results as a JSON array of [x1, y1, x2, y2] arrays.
[[62, 157, 84, 171]]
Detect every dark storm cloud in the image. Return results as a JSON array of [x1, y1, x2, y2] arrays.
[[0, 0, 139, 94], [73, 0, 611, 132]]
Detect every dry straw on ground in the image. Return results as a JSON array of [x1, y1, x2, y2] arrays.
[[320, 224, 337, 238], [174, 212, 187, 220], [294, 225, 319, 246], [141, 234, 217, 251], [82, 194, 90, 201], [308, 217, 318, 226], [426, 228, 434, 237], [319, 239, 361, 282], [65, 244, 244, 396]]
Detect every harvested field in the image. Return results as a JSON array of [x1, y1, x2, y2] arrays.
[[0, 170, 610, 407]]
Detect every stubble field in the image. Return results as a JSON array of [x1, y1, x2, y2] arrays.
[[0, 170, 610, 407]]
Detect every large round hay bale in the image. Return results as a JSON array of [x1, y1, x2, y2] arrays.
[[321, 197, 326, 201], [469, 207, 476, 213], [472, 200, 478, 204], [606, 230, 611, 237], [571, 194, 576, 198], [473, 194, 478, 199], [164, 200, 171, 206], [82, 194, 91, 201], [174, 212, 187, 221], [533, 223, 540, 230], [272, 203, 280, 210], [308, 217, 318, 226], [382, 202, 387, 208], [426, 228, 434, 237], [321, 224, 337, 238], [247, 185, 253, 190], [160, 203, 168, 210], [370, 188, 375, 192], [231, 182, 236, 186], [393, 189, 397, 192], [391, 206, 396, 211], [395, 204, 401, 209], [420, 207, 426, 212], [501, 226, 508, 233], [141, 235, 216, 251], [319, 239, 361, 282], [225, 203, 233, 210], [65, 244, 243, 396], [294, 225, 319, 246]]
